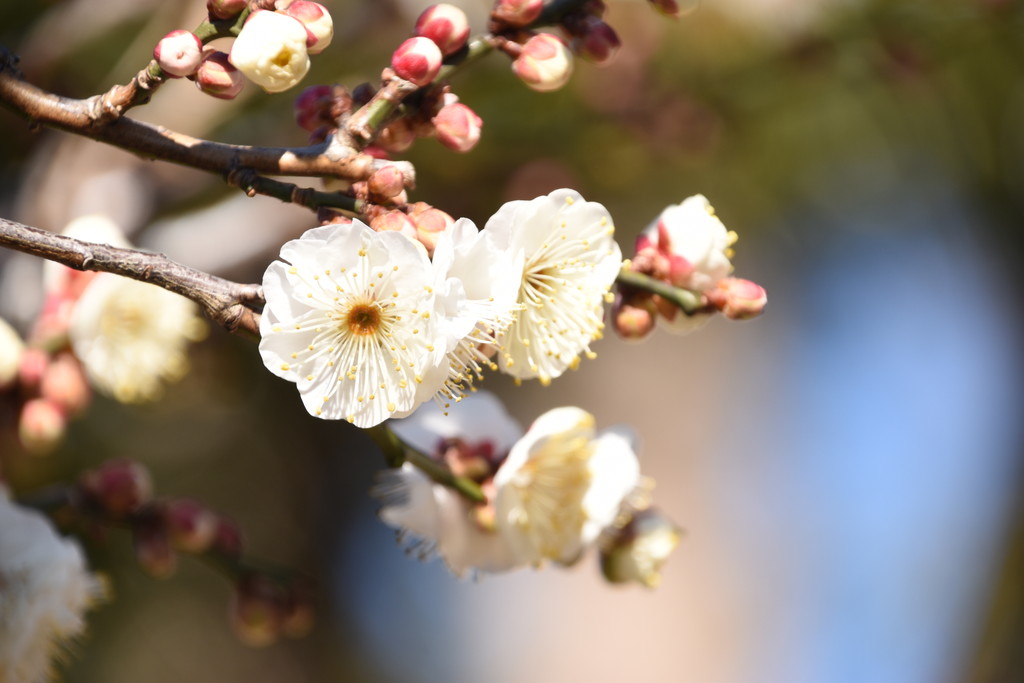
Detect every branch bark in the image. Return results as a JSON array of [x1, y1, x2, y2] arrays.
[[0, 217, 265, 337]]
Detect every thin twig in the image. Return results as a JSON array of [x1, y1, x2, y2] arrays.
[[0, 217, 264, 337]]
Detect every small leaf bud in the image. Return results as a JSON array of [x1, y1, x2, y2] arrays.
[[18, 398, 66, 456], [282, 1, 334, 54], [512, 33, 574, 92], [432, 101, 483, 153], [391, 36, 443, 87], [196, 50, 245, 99], [415, 4, 471, 56], [154, 30, 203, 78], [492, 0, 544, 27]]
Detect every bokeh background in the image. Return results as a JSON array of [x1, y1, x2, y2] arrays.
[[2, 0, 1024, 681]]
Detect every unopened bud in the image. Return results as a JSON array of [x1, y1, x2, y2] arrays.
[[570, 18, 620, 65], [18, 398, 66, 456], [281, 580, 315, 638], [207, 0, 248, 20], [370, 211, 419, 240], [154, 30, 203, 78], [293, 84, 335, 131], [408, 203, 454, 254], [376, 119, 419, 153], [165, 499, 219, 553], [367, 165, 407, 201], [391, 36, 443, 87], [705, 277, 767, 320], [647, 0, 699, 19], [612, 297, 656, 341], [18, 348, 49, 391], [512, 34, 574, 92], [134, 511, 178, 579], [432, 102, 483, 153], [492, 0, 544, 27], [40, 352, 90, 417], [0, 317, 24, 388], [282, 1, 333, 54], [231, 574, 286, 647], [196, 50, 245, 99], [214, 515, 245, 557], [415, 4, 471, 56], [600, 508, 681, 588], [79, 459, 154, 518]]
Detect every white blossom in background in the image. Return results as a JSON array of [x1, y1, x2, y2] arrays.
[[639, 194, 736, 334], [0, 316, 24, 388], [229, 10, 311, 93], [374, 391, 524, 576], [599, 508, 681, 588], [486, 189, 622, 385], [69, 274, 207, 404], [259, 221, 458, 427], [43, 214, 129, 297], [0, 487, 104, 683], [494, 406, 641, 566]]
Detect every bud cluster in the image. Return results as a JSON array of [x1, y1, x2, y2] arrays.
[[73, 459, 312, 646], [612, 195, 767, 341]]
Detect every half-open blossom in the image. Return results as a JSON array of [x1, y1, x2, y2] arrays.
[[494, 406, 641, 566], [0, 487, 104, 682], [485, 189, 622, 384], [374, 391, 525, 576], [69, 274, 207, 403], [229, 10, 310, 93], [258, 221, 458, 427], [637, 194, 735, 334], [512, 33, 574, 92]]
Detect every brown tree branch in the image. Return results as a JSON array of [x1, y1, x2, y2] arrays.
[[0, 217, 265, 337]]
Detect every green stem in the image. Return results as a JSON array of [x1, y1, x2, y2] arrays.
[[616, 268, 704, 314]]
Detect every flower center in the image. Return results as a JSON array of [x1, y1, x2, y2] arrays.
[[345, 301, 382, 336], [272, 48, 293, 68]]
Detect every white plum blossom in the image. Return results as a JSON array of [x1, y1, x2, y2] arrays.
[[494, 406, 641, 566], [259, 221, 460, 427], [639, 194, 736, 334], [599, 508, 681, 588], [374, 391, 524, 576], [428, 219, 523, 402], [229, 10, 311, 93], [486, 189, 622, 385], [70, 275, 207, 404], [0, 316, 23, 388], [0, 486, 104, 683]]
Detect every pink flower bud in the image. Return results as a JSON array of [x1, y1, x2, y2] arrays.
[[612, 297, 656, 341], [293, 84, 335, 131], [40, 352, 90, 417], [154, 30, 203, 78], [376, 119, 419, 153], [282, 1, 334, 54], [367, 165, 407, 201], [705, 277, 767, 320], [492, 0, 544, 27], [165, 499, 219, 553], [391, 36, 443, 87], [512, 34, 574, 92], [370, 211, 418, 240], [196, 50, 245, 99], [408, 203, 454, 255], [134, 515, 178, 579], [207, 0, 248, 20], [570, 18, 620, 65], [415, 4, 471, 56], [18, 398, 66, 455], [432, 102, 483, 153], [79, 459, 154, 518], [18, 348, 48, 391]]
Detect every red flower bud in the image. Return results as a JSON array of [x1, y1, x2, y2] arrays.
[[165, 498, 219, 553], [415, 4, 471, 56], [391, 37, 443, 87], [79, 459, 154, 518]]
